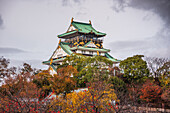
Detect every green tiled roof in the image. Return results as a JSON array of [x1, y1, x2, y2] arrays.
[[105, 53, 120, 62], [50, 64, 57, 72], [70, 46, 110, 52], [58, 21, 106, 38], [43, 57, 65, 64], [43, 42, 120, 65], [60, 42, 73, 55], [72, 21, 106, 36], [58, 30, 77, 38]]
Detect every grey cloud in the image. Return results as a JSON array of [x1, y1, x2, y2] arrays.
[[111, 0, 130, 12], [108, 40, 150, 59], [129, 0, 170, 27], [109, 40, 149, 52], [7, 59, 47, 69], [111, 0, 170, 58], [62, 0, 69, 6], [76, 11, 87, 16], [0, 47, 26, 54], [112, 0, 170, 26], [62, 0, 83, 6], [108, 37, 170, 59], [0, 15, 3, 28]]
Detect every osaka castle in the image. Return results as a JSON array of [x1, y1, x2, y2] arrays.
[[43, 18, 120, 74]]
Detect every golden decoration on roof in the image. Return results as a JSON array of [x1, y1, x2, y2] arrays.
[[50, 58, 53, 65], [89, 20, 91, 24], [74, 42, 77, 45], [59, 39, 61, 44], [97, 51, 99, 56], [71, 17, 74, 23], [96, 43, 100, 47], [80, 42, 84, 45]]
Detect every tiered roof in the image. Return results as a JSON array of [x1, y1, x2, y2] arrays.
[[43, 42, 120, 65], [58, 20, 106, 38]]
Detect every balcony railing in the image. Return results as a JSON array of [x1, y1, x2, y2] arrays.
[[61, 36, 104, 48]]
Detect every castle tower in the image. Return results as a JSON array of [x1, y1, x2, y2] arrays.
[[43, 18, 120, 74]]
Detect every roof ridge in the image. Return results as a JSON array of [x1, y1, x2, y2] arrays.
[[72, 21, 91, 25]]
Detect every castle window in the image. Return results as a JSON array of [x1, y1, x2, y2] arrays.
[[89, 51, 93, 54], [82, 50, 85, 54]]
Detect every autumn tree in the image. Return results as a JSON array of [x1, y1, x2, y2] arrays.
[[51, 81, 118, 113], [51, 65, 77, 96], [0, 61, 57, 112], [158, 61, 170, 88], [161, 88, 170, 109], [33, 65, 77, 98], [33, 70, 52, 100], [61, 54, 113, 87], [145, 57, 170, 86], [0, 57, 17, 84], [140, 80, 162, 107]]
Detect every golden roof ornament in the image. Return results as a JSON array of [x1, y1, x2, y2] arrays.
[[59, 39, 61, 44], [71, 17, 74, 23], [89, 20, 91, 24], [50, 58, 53, 65]]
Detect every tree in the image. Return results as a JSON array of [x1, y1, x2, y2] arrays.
[[145, 57, 170, 87], [0, 63, 57, 112], [140, 80, 162, 107], [34, 65, 77, 98], [52, 81, 117, 113], [119, 55, 149, 84], [33, 70, 52, 100], [51, 65, 77, 96], [145, 57, 169, 78], [108, 76, 127, 95], [0, 57, 17, 84], [158, 61, 170, 88], [161, 88, 170, 109], [61, 54, 113, 87]]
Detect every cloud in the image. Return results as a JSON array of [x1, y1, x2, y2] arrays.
[[8, 59, 47, 69], [76, 11, 87, 16], [108, 40, 149, 59], [62, 0, 83, 6], [0, 48, 48, 69], [111, 0, 130, 12], [0, 15, 3, 29], [112, 0, 170, 27], [110, 0, 170, 58], [0, 47, 26, 54], [109, 40, 148, 51], [108, 36, 170, 59]]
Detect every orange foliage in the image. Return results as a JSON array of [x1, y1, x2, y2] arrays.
[[140, 80, 162, 103], [50, 65, 78, 95]]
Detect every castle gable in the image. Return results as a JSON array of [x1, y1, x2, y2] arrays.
[[52, 46, 68, 58]]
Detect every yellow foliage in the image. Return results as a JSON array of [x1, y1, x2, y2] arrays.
[[51, 83, 117, 112]]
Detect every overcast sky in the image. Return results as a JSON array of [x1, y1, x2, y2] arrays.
[[0, 0, 170, 69]]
